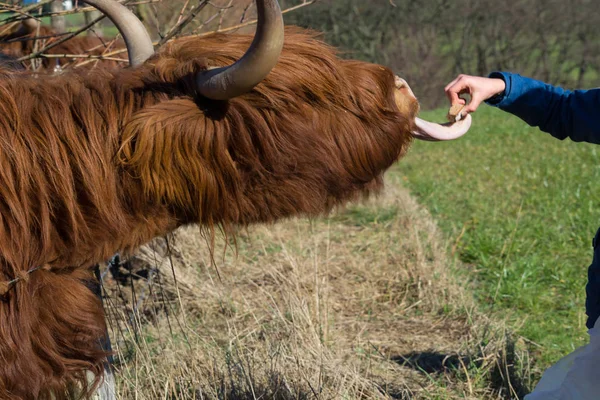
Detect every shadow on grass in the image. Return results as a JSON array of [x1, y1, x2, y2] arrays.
[[393, 351, 472, 374], [198, 371, 312, 400], [393, 336, 531, 400]]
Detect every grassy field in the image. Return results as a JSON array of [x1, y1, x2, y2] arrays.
[[105, 178, 531, 399], [400, 106, 600, 370]]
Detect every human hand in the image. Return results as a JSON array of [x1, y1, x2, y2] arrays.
[[444, 75, 506, 115]]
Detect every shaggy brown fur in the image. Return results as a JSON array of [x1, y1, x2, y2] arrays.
[[0, 27, 418, 399], [0, 22, 127, 70]]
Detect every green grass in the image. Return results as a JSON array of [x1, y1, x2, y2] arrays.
[[398, 106, 600, 368]]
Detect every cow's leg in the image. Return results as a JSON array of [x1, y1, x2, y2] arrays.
[[91, 264, 117, 400]]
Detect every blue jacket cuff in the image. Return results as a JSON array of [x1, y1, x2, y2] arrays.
[[485, 71, 511, 107]]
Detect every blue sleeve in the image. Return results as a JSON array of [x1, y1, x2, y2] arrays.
[[485, 72, 600, 144]]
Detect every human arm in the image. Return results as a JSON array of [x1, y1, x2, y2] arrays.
[[445, 72, 600, 144]]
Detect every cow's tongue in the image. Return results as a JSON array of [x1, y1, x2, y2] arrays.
[[411, 114, 472, 142]]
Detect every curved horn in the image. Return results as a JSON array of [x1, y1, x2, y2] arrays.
[[196, 0, 284, 100], [82, 0, 154, 66]]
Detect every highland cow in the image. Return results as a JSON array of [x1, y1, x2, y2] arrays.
[[0, 17, 127, 70], [0, 0, 471, 398]]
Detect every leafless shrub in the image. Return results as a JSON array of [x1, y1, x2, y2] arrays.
[[0, 0, 318, 70], [284, 0, 600, 109]]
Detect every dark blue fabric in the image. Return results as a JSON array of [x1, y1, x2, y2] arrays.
[[486, 72, 600, 144], [485, 72, 600, 329], [588, 229, 600, 329]]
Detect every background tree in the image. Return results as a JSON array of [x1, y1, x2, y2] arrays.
[[283, 0, 600, 109], [49, 0, 65, 32]]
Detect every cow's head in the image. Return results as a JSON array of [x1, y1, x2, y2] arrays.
[[101, 0, 472, 225]]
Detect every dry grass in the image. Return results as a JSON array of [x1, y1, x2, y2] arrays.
[[101, 175, 532, 399]]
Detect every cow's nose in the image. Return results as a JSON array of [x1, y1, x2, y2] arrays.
[[394, 76, 416, 98]]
